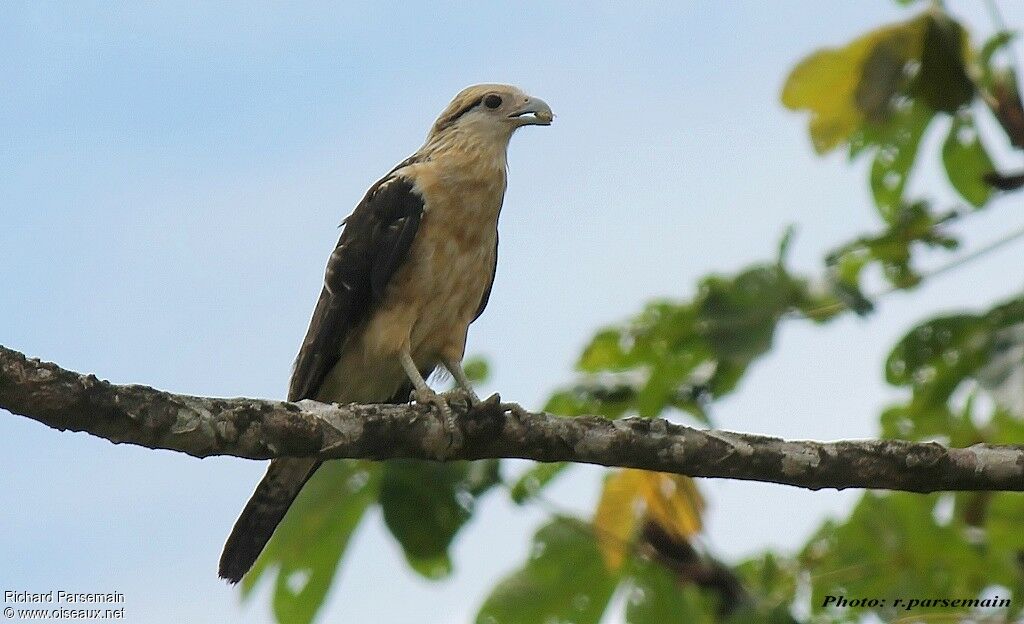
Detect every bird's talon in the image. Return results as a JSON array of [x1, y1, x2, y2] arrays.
[[439, 387, 481, 411], [503, 401, 530, 423], [457, 387, 483, 409], [412, 389, 452, 418], [411, 389, 462, 458]]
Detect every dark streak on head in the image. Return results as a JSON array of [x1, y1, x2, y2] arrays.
[[434, 96, 483, 133]]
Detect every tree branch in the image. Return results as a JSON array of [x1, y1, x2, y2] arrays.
[[2, 344, 1023, 492]]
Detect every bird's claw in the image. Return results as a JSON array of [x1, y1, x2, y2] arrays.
[[411, 388, 462, 459], [503, 400, 530, 424], [446, 386, 482, 410]]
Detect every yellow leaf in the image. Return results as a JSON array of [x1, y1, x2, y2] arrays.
[[593, 469, 646, 571], [637, 472, 705, 544], [781, 15, 928, 153], [592, 469, 706, 572]]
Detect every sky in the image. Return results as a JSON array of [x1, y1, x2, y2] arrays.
[[3, 1, 1024, 623]]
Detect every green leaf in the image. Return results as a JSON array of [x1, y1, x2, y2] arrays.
[[544, 385, 635, 419], [881, 296, 1024, 445], [379, 459, 500, 579], [942, 114, 995, 207], [776, 225, 797, 266], [725, 607, 798, 624], [879, 401, 977, 446], [697, 266, 793, 362], [913, 14, 975, 113], [980, 31, 1017, 95], [977, 323, 1024, 416], [476, 519, 619, 624], [987, 408, 1024, 444], [886, 314, 989, 391], [983, 494, 1024, 621], [887, 297, 1024, 397], [984, 493, 1024, 601], [986, 492, 1024, 553], [555, 252, 820, 424], [578, 329, 630, 372], [866, 101, 935, 221], [462, 356, 491, 383], [625, 557, 716, 624], [509, 462, 571, 504], [636, 357, 694, 418], [241, 461, 379, 624], [825, 199, 961, 294], [802, 492, 1000, 621], [732, 553, 799, 616], [625, 553, 799, 624], [982, 31, 1016, 70]]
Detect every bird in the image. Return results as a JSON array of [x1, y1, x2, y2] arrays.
[[218, 84, 553, 583]]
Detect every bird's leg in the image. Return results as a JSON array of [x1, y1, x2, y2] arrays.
[[398, 348, 449, 416], [441, 356, 482, 408], [399, 349, 459, 456]]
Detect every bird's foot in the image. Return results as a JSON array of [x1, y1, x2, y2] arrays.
[[504, 401, 531, 424], [467, 392, 525, 424], [479, 392, 528, 421], [411, 388, 463, 459], [445, 386, 482, 410]]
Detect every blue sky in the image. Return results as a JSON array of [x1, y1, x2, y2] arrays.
[[3, 2, 1024, 623]]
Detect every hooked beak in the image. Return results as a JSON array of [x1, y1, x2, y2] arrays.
[[509, 96, 553, 126]]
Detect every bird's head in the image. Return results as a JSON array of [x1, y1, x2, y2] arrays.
[[428, 84, 553, 143]]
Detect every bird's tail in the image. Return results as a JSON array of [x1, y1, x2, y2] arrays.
[[219, 457, 322, 584]]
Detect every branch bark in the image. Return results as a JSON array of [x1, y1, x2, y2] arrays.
[[2, 344, 1023, 492]]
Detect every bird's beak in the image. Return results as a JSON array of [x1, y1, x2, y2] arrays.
[[509, 96, 553, 126]]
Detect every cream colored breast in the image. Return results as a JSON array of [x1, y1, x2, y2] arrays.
[[400, 165, 504, 358]]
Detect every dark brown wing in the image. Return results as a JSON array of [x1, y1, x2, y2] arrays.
[[472, 231, 498, 322], [288, 175, 425, 401], [219, 174, 425, 584], [221, 164, 428, 584]]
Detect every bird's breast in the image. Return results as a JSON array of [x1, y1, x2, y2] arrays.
[[402, 175, 503, 346], [369, 167, 505, 358], [318, 164, 505, 404]]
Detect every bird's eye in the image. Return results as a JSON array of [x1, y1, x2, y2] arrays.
[[484, 94, 503, 109]]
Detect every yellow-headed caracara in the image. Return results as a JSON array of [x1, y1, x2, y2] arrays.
[[219, 84, 553, 583]]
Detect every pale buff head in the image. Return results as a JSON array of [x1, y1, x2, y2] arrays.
[[428, 84, 553, 142]]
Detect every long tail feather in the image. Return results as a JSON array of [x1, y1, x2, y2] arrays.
[[219, 458, 321, 583]]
